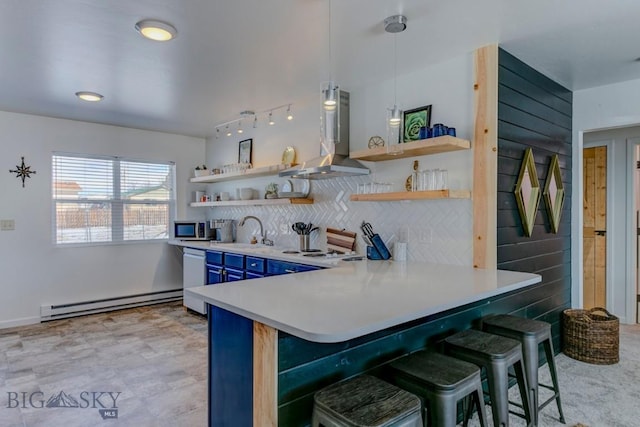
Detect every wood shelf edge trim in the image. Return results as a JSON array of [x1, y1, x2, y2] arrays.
[[349, 136, 471, 162], [349, 190, 471, 202], [190, 198, 313, 207], [189, 163, 292, 183]]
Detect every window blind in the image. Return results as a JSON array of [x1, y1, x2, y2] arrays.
[[52, 153, 175, 245]]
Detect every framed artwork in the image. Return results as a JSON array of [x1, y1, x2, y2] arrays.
[[238, 138, 253, 164], [543, 154, 565, 233], [514, 148, 541, 237], [403, 105, 432, 142]]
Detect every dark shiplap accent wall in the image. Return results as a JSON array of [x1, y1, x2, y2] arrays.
[[497, 48, 572, 343]]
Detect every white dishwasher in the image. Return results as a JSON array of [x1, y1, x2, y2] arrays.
[[183, 247, 207, 314]]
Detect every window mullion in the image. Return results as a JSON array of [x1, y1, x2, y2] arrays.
[[112, 160, 123, 241]]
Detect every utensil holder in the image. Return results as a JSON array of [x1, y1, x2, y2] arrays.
[[299, 235, 310, 252]]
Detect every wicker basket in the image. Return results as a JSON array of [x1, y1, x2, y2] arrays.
[[562, 307, 619, 365]]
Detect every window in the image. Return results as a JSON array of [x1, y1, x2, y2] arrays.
[[52, 153, 175, 245]]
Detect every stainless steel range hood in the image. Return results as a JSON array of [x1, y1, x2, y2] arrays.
[[279, 90, 370, 180]]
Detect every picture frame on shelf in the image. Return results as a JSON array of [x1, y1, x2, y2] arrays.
[[238, 138, 252, 164], [403, 105, 432, 142]]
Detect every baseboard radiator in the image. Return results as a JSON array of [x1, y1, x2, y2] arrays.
[[40, 289, 183, 321]]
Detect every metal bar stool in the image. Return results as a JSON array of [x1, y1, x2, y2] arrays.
[[444, 329, 532, 427], [482, 314, 565, 426], [387, 351, 489, 427], [312, 374, 423, 427]]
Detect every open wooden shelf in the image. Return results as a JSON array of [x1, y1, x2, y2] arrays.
[[350, 190, 471, 202], [190, 163, 293, 183], [350, 135, 471, 162], [190, 198, 313, 208]]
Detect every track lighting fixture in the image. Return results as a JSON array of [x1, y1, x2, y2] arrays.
[[213, 104, 293, 137]]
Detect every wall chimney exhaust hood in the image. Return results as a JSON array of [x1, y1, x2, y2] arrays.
[[279, 90, 370, 180]]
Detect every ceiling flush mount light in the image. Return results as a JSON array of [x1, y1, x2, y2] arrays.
[[135, 19, 177, 41], [75, 91, 104, 102], [384, 15, 407, 33], [385, 14, 407, 155]]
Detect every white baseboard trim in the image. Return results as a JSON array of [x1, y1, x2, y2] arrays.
[[0, 316, 41, 330]]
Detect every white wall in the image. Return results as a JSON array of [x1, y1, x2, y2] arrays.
[[0, 111, 206, 328], [574, 78, 640, 324], [203, 54, 475, 264]]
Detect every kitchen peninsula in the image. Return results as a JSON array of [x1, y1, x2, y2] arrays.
[[186, 259, 541, 426]]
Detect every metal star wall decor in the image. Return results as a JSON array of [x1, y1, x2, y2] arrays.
[[9, 156, 36, 187]]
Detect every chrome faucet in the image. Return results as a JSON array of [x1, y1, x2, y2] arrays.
[[239, 215, 274, 246]]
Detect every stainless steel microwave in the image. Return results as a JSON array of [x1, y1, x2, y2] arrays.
[[173, 220, 213, 240]]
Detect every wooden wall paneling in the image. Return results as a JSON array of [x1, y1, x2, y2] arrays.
[[496, 47, 572, 331], [473, 44, 499, 269], [499, 49, 573, 103], [254, 321, 277, 427], [498, 67, 572, 117]]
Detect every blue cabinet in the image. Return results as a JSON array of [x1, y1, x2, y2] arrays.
[[267, 259, 321, 276], [206, 250, 322, 283], [207, 265, 224, 284]]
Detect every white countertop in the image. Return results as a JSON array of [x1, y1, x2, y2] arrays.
[[185, 260, 541, 343]]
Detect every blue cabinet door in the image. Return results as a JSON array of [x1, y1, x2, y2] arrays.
[[225, 267, 245, 282], [207, 266, 224, 284], [245, 271, 265, 280], [266, 259, 322, 276]]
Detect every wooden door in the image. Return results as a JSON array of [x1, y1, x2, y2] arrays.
[[583, 146, 607, 308]]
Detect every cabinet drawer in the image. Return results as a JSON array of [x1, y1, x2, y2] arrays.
[[224, 252, 245, 269], [225, 267, 245, 282], [245, 256, 266, 274], [267, 259, 322, 275], [245, 272, 265, 280], [206, 250, 223, 266]]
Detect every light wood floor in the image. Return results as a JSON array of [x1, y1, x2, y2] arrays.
[[0, 302, 208, 427]]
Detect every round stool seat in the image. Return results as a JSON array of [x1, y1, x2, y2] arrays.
[[312, 374, 422, 427]]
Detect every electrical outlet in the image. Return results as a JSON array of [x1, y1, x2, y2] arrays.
[[0, 219, 15, 231], [418, 228, 432, 244]]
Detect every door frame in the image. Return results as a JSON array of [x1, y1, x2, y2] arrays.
[[626, 138, 640, 323], [583, 140, 614, 311]]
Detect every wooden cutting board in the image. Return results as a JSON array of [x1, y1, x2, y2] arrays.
[[326, 227, 357, 253]]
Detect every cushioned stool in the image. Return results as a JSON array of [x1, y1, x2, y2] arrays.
[[387, 351, 489, 427], [482, 314, 565, 426], [312, 374, 423, 427], [444, 330, 532, 427]]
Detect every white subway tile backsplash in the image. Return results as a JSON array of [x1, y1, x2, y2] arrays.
[[207, 176, 472, 266]]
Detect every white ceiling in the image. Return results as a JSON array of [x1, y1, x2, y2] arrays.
[[1, 0, 640, 138]]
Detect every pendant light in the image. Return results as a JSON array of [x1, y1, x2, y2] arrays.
[[320, 0, 340, 147], [385, 15, 407, 155]]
